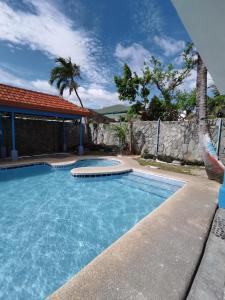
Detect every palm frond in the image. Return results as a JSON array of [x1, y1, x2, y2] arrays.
[[49, 67, 64, 85], [59, 83, 67, 96], [49, 56, 83, 107], [55, 57, 70, 67], [56, 78, 66, 90]]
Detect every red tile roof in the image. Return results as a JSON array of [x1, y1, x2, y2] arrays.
[[0, 84, 90, 117]]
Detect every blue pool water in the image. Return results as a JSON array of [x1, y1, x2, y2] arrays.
[[0, 164, 183, 300], [73, 158, 121, 168]]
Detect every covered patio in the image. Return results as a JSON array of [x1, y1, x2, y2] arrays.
[[0, 84, 90, 160]]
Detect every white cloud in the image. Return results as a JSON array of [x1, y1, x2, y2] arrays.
[[69, 84, 120, 109], [181, 69, 214, 91], [0, 0, 108, 84], [173, 55, 184, 66], [132, 0, 163, 36], [0, 67, 119, 108], [114, 43, 151, 74], [0, 67, 30, 88], [154, 36, 185, 57], [30, 79, 56, 94], [181, 70, 197, 91], [0, 66, 56, 93]]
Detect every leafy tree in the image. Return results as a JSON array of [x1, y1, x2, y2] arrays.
[[208, 85, 225, 118], [175, 87, 225, 119], [145, 96, 165, 121], [122, 102, 143, 121], [207, 96, 225, 118], [114, 64, 140, 103], [49, 57, 84, 107], [128, 102, 143, 116], [143, 43, 195, 120], [114, 44, 196, 121], [176, 89, 197, 118], [114, 64, 151, 110]]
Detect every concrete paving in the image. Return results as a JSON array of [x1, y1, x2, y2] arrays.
[[0, 154, 220, 299], [187, 208, 225, 300]]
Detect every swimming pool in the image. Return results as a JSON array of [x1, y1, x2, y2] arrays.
[[0, 164, 183, 300], [73, 158, 121, 168]]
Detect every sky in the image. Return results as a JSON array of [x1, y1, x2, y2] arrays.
[[0, 0, 198, 109]]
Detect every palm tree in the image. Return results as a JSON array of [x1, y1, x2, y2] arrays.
[[196, 54, 224, 183], [49, 57, 84, 107]]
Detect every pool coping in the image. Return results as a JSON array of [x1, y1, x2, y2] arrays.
[[70, 159, 132, 177], [0, 155, 219, 300]]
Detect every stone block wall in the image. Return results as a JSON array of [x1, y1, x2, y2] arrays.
[[90, 119, 225, 164], [1, 117, 83, 157], [2, 116, 224, 163]]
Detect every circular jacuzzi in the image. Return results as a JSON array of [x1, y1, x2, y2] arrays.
[[70, 158, 132, 177], [73, 158, 121, 168]]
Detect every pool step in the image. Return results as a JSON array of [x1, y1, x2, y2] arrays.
[[116, 177, 175, 199], [127, 174, 180, 192], [130, 172, 184, 188]]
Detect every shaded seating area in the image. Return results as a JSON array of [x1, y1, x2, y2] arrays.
[[0, 84, 90, 160]]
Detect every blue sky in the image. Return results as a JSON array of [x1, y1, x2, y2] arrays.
[[0, 0, 197, 108]]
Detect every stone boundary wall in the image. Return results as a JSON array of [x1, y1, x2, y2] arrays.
[[1, 117, 86, 157], [90, 119, 225, 164]]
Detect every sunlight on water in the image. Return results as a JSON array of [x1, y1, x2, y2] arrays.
[[0, 164, 183, 300]]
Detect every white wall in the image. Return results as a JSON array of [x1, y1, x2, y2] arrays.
[[172, 0, 225, 94]]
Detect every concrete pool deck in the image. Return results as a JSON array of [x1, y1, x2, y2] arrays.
[[0, 154, 220, 299]]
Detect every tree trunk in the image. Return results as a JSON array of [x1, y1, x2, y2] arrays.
[[196, 54, 208, 138], [196, 54, 224, 183], [74, 88, 84, 108], [73, 88, 90, 146]]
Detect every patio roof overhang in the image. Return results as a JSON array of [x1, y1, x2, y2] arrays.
[[0, 105, 81, 120], [0, 83, 90, 119], [0, 84, 89, 159]]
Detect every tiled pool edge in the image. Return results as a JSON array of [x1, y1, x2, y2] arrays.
[[0, 157, 123, 171], [0, 162, 51, 171], [46, 167, 219, 300]]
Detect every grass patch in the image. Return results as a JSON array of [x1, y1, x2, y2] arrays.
[[136, 158, 203, 175]]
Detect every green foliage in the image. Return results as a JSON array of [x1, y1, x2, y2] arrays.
[[111, 123, 128, 153], [205, 84, 225, 118], [207, 95, 225, 118], [49, 57, 83, 107], [176, 88, 225, 119], [176, 89, 197, 118], [115, 44, 223, 122], [114, 64, 151, 108], [128, 102, 142, 115], [114, 43, 196, 121], [144, 43, 195, 105], [124, 102, 143, 121], [145, 96, 164, 120], [114, 64, 140, 103]]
